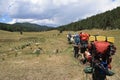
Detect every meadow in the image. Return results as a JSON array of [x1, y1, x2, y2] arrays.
[[0, 30, 120, 80]]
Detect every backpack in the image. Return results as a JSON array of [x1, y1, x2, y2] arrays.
[[92, 41, 116, 56], [94, 41, 110, 54], [80, 33, 90, 41], [74, 35, 80, 45]]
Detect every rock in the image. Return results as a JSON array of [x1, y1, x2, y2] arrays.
[[9, 48, 14, 51], [33, 48, 41, 56], [53, 49, 59, 54], [35, 43, 40, 46]]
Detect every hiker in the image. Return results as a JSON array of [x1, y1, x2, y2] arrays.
[[71, 35, 75, 43], [84, 37, 116, 80], [20, 31, 23, 35], [67, 32, 72, 44], [79, 32, 90, 63], [73, 34, 80, 58]]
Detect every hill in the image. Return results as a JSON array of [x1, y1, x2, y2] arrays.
[[58, 7, 120, 31], [0, 22, 54, 32], [0, 30, 120, 80]]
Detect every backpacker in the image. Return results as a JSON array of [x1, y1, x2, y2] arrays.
[[84, 36, 116, 80], [79, 32, 90, 50], [91, 41, 116, 74]]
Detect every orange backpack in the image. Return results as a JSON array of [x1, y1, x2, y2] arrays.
[[80, 33, 90, 41], [94, 41, 110, 54]]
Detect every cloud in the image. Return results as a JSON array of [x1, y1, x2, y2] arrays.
[[0, 0, 11, 15], [0, 0, 120, 27], [7, 19, 16, 24]]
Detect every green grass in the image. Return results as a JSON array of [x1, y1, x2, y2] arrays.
[[0, 29, 120, 80]]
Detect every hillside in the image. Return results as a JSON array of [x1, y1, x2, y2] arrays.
[[0, 22, 54, 32], [58, 7, 120, 31], [0, 30, 120, 80]]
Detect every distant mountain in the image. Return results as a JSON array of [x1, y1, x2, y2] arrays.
[[0, 22, 54, 32], [57, 7, 120, 31]]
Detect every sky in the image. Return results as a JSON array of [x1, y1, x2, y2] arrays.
[[0, 0, 120, 27]]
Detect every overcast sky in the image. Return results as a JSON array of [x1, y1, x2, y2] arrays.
[[0, 0, 120, 27]]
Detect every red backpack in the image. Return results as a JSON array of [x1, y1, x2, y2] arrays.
[[80, 33, 90, 41], [94, 41, 110, 54], [92, 41, 116, 70]]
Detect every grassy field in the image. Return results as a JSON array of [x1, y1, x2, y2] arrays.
[[0, 30, 120, 80]]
